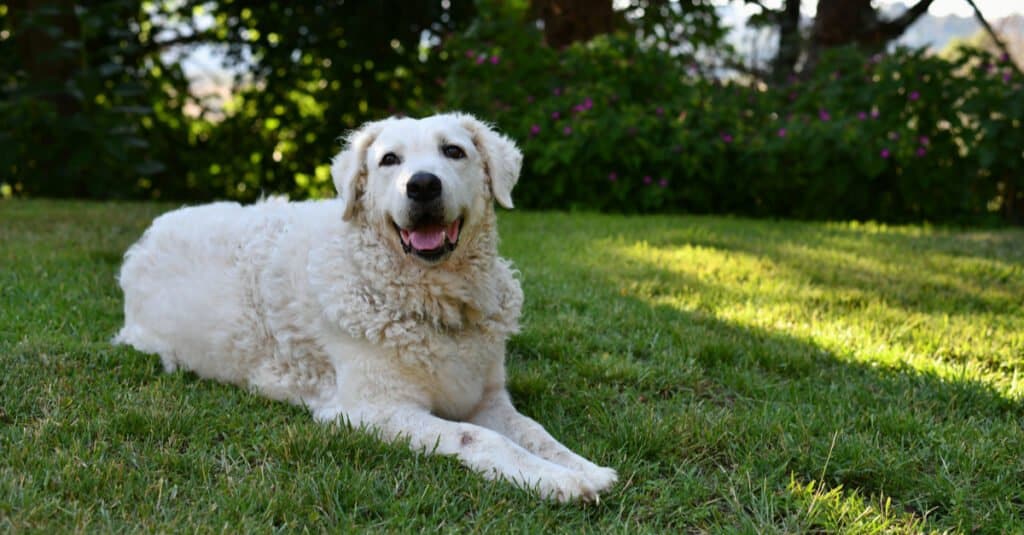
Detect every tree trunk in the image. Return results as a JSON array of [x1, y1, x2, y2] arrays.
[[8, 0, 82, 118], [530, 0, 618, 48], [771, 0, 802, 84], [1004, 174, 1023, 225], [7, 0, 83, 194], [805, 0, 935, 73]]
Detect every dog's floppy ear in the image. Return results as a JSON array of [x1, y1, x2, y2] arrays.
[[332, 120, 385, 221], [459, 114, 523, 209]]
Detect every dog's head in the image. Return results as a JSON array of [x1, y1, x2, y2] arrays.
[[331, 113, 522, 264]]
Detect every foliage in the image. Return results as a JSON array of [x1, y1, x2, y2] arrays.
[[445, 19, 1024, 222], [0, 0, 191, 199], [1, 1, 1021, 223], [0, 1, 474, 201], [615, 0, 732, 61], [3, 201, 1023, 531], [173, 0, 476, 200]]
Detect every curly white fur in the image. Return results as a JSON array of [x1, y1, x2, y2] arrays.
[[115, 113, 617, 502]]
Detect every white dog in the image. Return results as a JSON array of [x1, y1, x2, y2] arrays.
[[115, 113, 617, 502]]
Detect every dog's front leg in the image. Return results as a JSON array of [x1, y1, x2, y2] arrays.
[[342, 403, 604, 502], [468, 388, 618, 494]]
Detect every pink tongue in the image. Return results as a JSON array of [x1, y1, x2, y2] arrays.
[[409, 226, 445, 250]]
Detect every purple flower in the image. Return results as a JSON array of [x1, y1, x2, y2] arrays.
[[870, 109, 880, 119], [583, 97, 593, 109], [819, 109, 831, 121], [608, 172, 618, 182], [655, 107, 665, 116], [490, 56, 500, 65], [881, 148, 891, 159], [643, 175, 653, 185], [909, 90, 920, 101], [562, 126, 572, 135], [916, 147, 927, 157], [1004, 71, 1012, 83], [919, 136, 929, 146], [529, 124, 540, 136], [658, 178, 668, 188], [777, 128, 787, 137], [721, 133, 733, 143], [475, 55, 486, 65], [1000, 52, 1010, 63], [551, 111, 560, 120], [465, 49, 476, 58], [857, 111, 868, 121], [888, 131, 900, 140]]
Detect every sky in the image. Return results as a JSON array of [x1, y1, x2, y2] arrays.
[[736, 0, 1024, 19], [905, 0, 1023, 18]]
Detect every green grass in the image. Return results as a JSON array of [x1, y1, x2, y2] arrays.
[[2, 200, 1022, 533]]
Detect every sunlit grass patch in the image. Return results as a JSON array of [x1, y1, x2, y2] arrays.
[[568, 218, 1023, 401]]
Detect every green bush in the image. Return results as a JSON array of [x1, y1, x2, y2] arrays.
[[444, 15, 1023, 223], [0, 1, 472, 202], [4, 2, 1021, 224], [0, 0, 188, 199]]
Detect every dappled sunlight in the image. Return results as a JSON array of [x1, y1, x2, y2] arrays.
[[773, 476, 924, 531], [556, 220, 1024, 402]]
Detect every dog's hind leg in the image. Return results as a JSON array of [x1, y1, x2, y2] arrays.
[[248, 353, 337, 407]]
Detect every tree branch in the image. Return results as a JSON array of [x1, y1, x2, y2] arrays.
[[878, 0, 936, 39], [963, 0, 1024, 78], [743, 0, 782, 23], [146, 30, 220, 51], [723, 57, 770, 82]]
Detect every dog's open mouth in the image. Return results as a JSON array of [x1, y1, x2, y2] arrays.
[[395, 217, 462, 262]]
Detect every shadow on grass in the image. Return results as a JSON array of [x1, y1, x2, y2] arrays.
[[504, 213, 1024, 529]]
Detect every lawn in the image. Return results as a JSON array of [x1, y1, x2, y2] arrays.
[[1, 200, 1022, 533]]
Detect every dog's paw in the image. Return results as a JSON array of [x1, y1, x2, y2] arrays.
[[517, 465, 618, 503], [556, 456, 618, 495], [532, 468, 601, 503], [580, 464, 618, 493]]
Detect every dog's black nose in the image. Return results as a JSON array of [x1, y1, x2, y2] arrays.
[[406, 172, 442, 202]]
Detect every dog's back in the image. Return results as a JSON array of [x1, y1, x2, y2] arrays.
[[115, 199, 335, 393]]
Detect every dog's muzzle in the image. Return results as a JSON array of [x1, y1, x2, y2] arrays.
[[394, 216, 463, 263]]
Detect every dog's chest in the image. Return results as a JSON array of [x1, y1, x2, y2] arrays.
[[396, 326, 501, 420]]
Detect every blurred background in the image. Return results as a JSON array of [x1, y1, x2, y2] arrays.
[[1, 0, 1021, 223]]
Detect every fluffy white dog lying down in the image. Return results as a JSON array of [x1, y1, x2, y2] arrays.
[[115, 113, 617, 502]]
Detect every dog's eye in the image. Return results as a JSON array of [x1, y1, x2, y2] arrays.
[[379, 153, 400, 167], [441, 145, 465, 160]]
